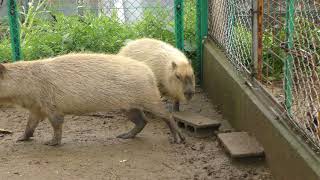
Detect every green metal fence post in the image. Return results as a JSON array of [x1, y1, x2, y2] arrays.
[[174, 0, 184, 51], [285, 0, 294, 115], [8, 0, 22, 61], [196, 0, 208, 83]]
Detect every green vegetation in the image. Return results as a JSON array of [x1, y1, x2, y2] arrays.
[[263, 16, 320, 81], [231, 16, 320, 81], [184, 0, 198, 77], [0, 0, 198, 74]]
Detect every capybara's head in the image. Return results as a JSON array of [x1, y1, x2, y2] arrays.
[[170, 61, 195, 101]]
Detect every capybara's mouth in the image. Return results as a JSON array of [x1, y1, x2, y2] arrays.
[[184, 92, 194, 101]]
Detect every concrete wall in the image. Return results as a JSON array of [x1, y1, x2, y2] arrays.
[[202, 39, 320, 180]]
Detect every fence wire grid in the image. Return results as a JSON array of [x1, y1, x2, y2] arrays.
[[1, 0, 200, 78], [264, 0, 320, 151], [209, 0, 320, 152], [208, 0, 253, 74], [46, 0, 174, 24]]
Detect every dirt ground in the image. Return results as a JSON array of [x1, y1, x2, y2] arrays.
[[0, 89, 273, 180]]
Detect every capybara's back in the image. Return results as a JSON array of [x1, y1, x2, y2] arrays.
[[34, 53, 161, 114]]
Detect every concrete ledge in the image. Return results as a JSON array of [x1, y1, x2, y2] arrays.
[[202, 39, 320, 180]]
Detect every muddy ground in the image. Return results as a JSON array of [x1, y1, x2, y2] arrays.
[[0, 89, 273, 180]]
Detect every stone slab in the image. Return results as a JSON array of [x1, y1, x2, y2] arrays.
[[173, 112, 221, 138], [173, 111, 221, 128], [218, 132, 264, 158]]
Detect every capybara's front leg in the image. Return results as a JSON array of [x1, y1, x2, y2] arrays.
[[45, 115, 64, 146], [173, 100, 180, 112], [17, 111, 44, 142], [163, 116, 185, 144]]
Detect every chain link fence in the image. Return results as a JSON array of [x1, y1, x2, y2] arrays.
[[208, 0, 253, 75], [47, 0, 175, 24], [263, 0, 320, 151], [0, 0, 199, 76], [208, 0, 320, 152]]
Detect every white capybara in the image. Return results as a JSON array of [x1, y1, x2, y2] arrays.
[[0, 53, 184, 146], [118, 38, 196, 111]]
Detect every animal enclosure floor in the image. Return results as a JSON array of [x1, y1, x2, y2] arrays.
[[0, 89, 273, 180]]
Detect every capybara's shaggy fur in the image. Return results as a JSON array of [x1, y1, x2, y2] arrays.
[[0, 53, 184, 145], [118, 38, 196, 111]]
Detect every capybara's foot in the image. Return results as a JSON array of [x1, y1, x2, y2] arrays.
[[173, 101, 180, 112], [16, 134, 32, 142], [44, 139, 61, 146], [117, 132, 135, 139], [172, 131, 185, 144]]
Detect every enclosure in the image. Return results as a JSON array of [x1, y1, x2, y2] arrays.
[[0, 0, 320, 179]]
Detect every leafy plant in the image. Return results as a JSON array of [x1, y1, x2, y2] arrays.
[[134, 9, 175, 45]]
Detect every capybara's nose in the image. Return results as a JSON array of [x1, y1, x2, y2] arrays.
[[184, 90, 194, 101]]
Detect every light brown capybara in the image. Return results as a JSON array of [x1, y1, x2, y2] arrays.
[[0, 53, 184, 146], [118, 38, 196, 111]]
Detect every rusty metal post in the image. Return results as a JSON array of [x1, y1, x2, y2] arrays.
[[257, 0, 263, 81], [252, 0, 263, 81]]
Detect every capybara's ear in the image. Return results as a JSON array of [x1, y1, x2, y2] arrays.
[[171, 61, 177, 70], [0, 64, 6, 78]]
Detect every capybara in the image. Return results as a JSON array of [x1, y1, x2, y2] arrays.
[[118, 38, 196, 111], [0, 53, 184, 146]]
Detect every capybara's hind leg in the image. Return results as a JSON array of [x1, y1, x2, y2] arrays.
[[17, 111, 44, 142], [44, 115, 64, 146], [117, 108, 147, 139]]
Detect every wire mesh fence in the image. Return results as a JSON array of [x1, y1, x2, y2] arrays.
[[39, 0, 176, 48], [263, 0, 320, 150], [0, 0, 200, 78], [0, 18, 9, 41], [208, 0, 253, 75], [208, 0, 320, 151], [47, 0, 175, 24], [0, 0, 11, 60]]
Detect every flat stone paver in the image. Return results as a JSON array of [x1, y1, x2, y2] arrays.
[[217, 132, 264, 158], [173, 111, 221, 138]]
